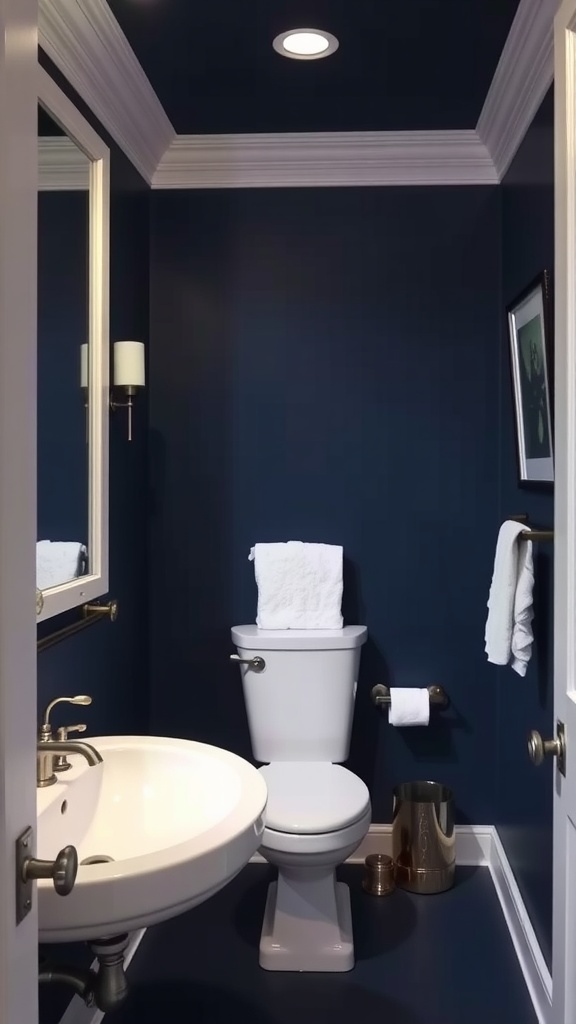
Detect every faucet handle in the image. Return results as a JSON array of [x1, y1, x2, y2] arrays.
[[56, 724, 87, 740], [40, 695, 92, 739], [54, 724, 88, 773]]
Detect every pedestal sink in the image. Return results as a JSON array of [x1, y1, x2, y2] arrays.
[[36, 736, 267, 942]]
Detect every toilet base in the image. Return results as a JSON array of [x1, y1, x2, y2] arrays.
[[259, 879, 354, 973]]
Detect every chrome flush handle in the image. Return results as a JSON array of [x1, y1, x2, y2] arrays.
[[229, 654, 266, 673]]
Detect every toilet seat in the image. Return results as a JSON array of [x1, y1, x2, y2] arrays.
[[261, 806, 372, 857], [259, 762, 370, 834]]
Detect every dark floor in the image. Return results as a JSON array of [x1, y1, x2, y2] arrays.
[[102, 864, 536, 1024]]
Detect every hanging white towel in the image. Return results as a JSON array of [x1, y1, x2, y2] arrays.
[[485, 521, 534, 676], [37, 540, 87, 591], [249, 541, 343, 629]]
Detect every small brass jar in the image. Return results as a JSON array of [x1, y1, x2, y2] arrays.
[[362, 854, 396, 896]]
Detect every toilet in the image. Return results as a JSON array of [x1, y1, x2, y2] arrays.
[[231, 624, 371, 972]]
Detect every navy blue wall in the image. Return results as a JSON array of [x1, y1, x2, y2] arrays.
[[149, 185, 502, 823], [496, 87, 555, 967], [38, 190, 88, 544], [37, 53, 150, 740]]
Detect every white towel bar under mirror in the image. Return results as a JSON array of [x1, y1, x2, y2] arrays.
[[36, 67, 109, 622]]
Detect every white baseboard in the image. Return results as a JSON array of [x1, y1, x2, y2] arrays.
[[250, 822, 551, 1023], [346, 822, 494, 866], [57, 929, 146, 1024], [249, 822, 493, 866], [58, 826, 552, 1024], [488, 829, 552, 1024]]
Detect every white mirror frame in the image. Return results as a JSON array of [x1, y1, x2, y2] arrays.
[[37, 67, 109, 622]]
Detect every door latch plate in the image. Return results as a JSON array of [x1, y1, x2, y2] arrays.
[[557, 720, 566, 777], [16, 826, 33, 924]]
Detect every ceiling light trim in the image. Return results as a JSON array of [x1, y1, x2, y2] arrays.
[[39, 0, 175, 184], [153, 131, 498, 189], [273, 28, 339, 60], [477, 0, 555, 180]]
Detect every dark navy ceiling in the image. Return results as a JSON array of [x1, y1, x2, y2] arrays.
[[107, 0, 521, 134]]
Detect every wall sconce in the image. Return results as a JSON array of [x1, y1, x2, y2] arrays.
[[110, 341, 145, 441], [80, 343, 88, 393], [80, 343, 88, 442]]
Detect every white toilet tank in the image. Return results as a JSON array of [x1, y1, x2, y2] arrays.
[[231, 625, 367, 763]]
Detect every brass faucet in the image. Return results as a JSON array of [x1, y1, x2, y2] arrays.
[[37, 695, 103, 788]]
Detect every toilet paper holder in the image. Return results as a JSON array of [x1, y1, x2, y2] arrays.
[[371, 684, 449, 711]]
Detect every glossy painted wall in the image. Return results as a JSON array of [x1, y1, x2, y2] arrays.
[[495, 87, 555, 968], [149, 185, 502, 823]]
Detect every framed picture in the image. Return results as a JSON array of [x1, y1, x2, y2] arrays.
[[507, 270, 554, 486]]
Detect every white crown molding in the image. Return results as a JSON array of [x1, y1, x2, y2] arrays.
[[153, 130, 498, 188], [38, 0, 175, 183], [477, 0, 557, 180], [38, 136, 90, 190], [38, 0, 557, 188]]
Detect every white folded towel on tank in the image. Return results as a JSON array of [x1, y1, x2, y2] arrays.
[[485, 521, 534, 676], [249, 541, 343, 629], [37, 540, 87, 591]]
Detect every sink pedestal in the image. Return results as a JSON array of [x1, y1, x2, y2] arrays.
[[39, 932, 130, 1013]]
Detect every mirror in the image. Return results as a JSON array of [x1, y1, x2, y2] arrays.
[[37, 68, 110, 622], [37, 108, 89, 590]]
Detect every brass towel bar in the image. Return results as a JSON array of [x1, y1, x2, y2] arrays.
[[37, 600, 118, 653], [520, 529, 554, 541], [511, 514, 553, 542]]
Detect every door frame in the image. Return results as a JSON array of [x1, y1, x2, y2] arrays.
[[0, 1, 41, 1022], [553, 1, 576, 1022]]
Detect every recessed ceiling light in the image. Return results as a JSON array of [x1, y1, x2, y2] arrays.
[[272, 28, 339, 61]]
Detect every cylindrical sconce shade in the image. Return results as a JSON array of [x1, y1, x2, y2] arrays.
[[114, 341, 145, 387], [80, 343, 88, 389]]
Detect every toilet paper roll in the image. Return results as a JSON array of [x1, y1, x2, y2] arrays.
[[389, 688, 430, 727]]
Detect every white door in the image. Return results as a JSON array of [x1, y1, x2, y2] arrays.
[[0, 1, 40, 1022], [554, 2, 576, 1022]]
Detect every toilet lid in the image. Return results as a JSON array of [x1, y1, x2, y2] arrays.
[[258, 762, 371, 835]]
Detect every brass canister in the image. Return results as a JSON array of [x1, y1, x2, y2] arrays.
[[392, 781, 455, 894], [362, 854, 396, 896]]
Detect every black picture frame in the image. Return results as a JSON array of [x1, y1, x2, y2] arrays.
[[507, 270, 554, 487]]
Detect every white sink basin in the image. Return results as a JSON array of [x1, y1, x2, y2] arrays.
[[36, 736, 267, 942]]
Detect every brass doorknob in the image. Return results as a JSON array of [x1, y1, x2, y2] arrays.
[[22, 844, 78, 896], [528, 730, 562, 766]]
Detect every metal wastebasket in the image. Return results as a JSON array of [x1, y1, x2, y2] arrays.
[[392, 781, 455, 894]]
